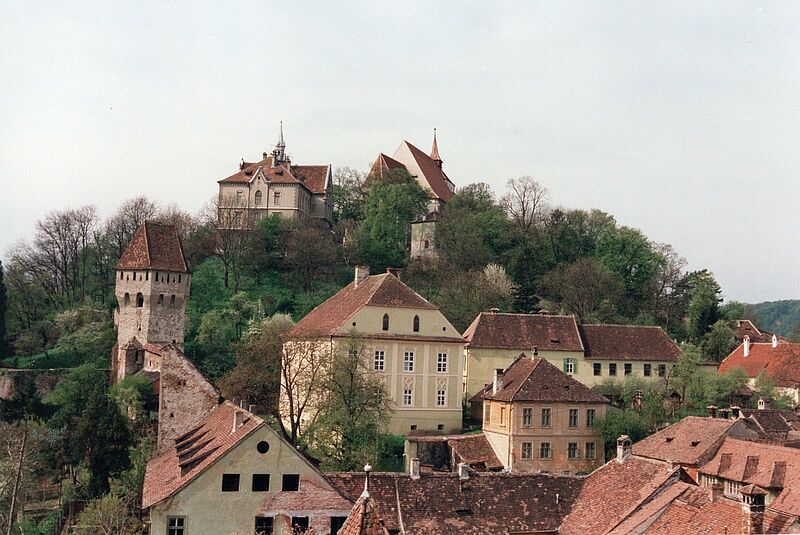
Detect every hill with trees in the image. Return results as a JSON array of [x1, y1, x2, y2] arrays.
[[748, 299, 800, 340]]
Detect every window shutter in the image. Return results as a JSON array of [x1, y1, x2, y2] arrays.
[[563, 359, 568, 373], [573, 358, 578, 374]]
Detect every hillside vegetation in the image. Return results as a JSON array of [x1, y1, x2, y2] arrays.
[[749, 299, 800, 339]]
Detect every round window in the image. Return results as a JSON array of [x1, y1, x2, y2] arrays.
[[256, 441, 270, 454]]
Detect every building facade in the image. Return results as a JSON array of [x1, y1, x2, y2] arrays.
[[217, 126, 333, 229], [286, 266, 465, 435]]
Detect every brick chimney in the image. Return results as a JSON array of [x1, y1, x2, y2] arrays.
[[758, 397, 771, 411], [409, 458, 420, 479], [232, 409, 245, 433], [709, 478, 724, 502], [707, 405, 718, 418], [741, 485, 766, 535], [493, 368, 504, 394], [731, 405, 741, 418], [616, 435, 632, 463], [457, 463, 469, 480], [744, 335, 751, 357], [354, 265, 370, 287]]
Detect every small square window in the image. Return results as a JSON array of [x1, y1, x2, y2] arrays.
[[255, 516, 273, 535], [410, 424, 417, 431], [593, 362, 601, 376], [282, 474, 300, 492], [252, 474, 270, 492], [291, 517, 309, 531], [624, 363, 632, 376], [167, 517, 185, 535], [221, 473, 240, 492], [437, 424, 444, 431]]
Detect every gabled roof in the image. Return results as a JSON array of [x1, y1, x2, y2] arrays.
[[482, 354, 609, 404], [218, 156, 329, 194], [289, 273, 446, 338], [631, 416, 739, 466], [338, 491, 390, 535], [578, 324, 681, 362], [116, 221, 188, 272], [740, 408, 800, 441], [463, 312, 584, 352], [142, 401, 261, 508], [733, 319, 772, 343], [718, 341, 800, 387], [400, 141, 455, 202], [327, 471, 582, 535], [368, 153, 408, 181]]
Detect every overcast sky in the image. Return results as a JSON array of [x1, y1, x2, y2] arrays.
[[1, 1, 798, 303]]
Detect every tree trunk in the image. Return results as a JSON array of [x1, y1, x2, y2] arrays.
[[6, 421, 28, 535]]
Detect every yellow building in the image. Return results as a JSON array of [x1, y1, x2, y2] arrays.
[[480, 354, 610, 475], [142, 401, 353, 535], [286, 266, 464, 436], [464, 312, 681, 411]]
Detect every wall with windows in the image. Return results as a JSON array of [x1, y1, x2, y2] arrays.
[[482, 400, 607, 475], [149, 424, 351, 535]]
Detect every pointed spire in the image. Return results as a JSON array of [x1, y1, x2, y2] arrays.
[[273, 121, 286, 164], [430, 128, 442, 168], [277, 121, 285, 148]]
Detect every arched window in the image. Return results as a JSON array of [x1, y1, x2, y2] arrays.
[[255, 190, 263, 206], [124, 293, 130, 306], [382, 313, 389, 331], [136, 293, 144, 307], [132, 272, 136, 281], [413, 315, 420, 332]]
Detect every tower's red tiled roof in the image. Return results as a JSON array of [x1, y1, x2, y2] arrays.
[[116, 221, 188, 273], [288, 273, 447, 338], [482, 354, 609, 404], [578, 324, 681, 362], [402, 141, 454, 201], [463, 312, 584, 352], [718, 341, 800, 387], [337, 492, 390, 535]]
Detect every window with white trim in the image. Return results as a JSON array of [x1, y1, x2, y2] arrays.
[[436, 352, 448, 373], [167, 516, 186, 535], [436, 389, 446, 406], [539, 442, 552, 459], [585, 442, 596, 459], [522, 407, 533, 427], [403, 351, 414, 372], [568, 442, 579, 459], [374, 350, 385, 371], [563, 357, 575, 374], [403, 389, 413, 406]]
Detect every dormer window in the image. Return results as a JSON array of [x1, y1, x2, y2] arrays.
[[382, 313, 389, 331], [413, 315, 420, 333]]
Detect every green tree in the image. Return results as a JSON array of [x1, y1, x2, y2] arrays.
[[73, 494, 140, 535], [540, 258, 624, 322], [686, 270, 722, 342], [356, 171, 429, 271], [0, 261, 7, 360], [594, 409, 649, 461], [72, 388, 132, 497], [701, 320, 736, 362]]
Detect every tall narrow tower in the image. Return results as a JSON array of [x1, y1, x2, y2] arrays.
[[113, 221, 190, 382]]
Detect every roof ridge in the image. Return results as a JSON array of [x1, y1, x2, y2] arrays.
[[143, 220, 152, 266]]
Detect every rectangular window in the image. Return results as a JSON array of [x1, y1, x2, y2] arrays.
[[437, 352, 448, 373], [252, 474, 270, 492], [563, 358, 575, 374], [255, 516, 273, 535], [403, 351, 414, 372], [568, 442, 579, 459], [593, 362, 601, 376], [374, 350, 385, 371], [521, 442, 533, 459], [291, 517, 310, 531], [221, 473, 240, 492], [484, 403, 491, 422], [539, 442, 552, 459], [644, 363, 652, 377], [568, 408, 578, 427], [436, 389, 446, 407], [236, 190, 243, 204], [331, 517, 347, 534], [403, 389, 413, 406], [624, 363, 632, 376], [282, 474, 300, 492], [586, 442, 596, 460], [541, 408, 551, 428], [658, 364, 666, 377], [522, 407, 533, 427], [500, 406, 506, 425], [167, 517, 185, 535], [273, 191, 281, 205], [609, 363, 617, 376], [586, 408, 596, 427]]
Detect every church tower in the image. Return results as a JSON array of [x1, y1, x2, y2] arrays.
[[113, 221, 190, 382]]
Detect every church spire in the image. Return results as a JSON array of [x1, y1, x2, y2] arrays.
[[273, 121, 287, 164], [430, 128, 442, 168]]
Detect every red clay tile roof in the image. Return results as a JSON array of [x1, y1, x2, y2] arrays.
[[338, 492, 390, 535], [463, 312, 584, 352], [718, 341, 800, 387], [560, 457, 679, 535], [368, 153, 408, 181], [741, 408, 800, 442], [327, 471, 583, 535], [636, 485, 749, 535], [288, 273, 446, 338], [578, 324, 681, 362], [631, 416, 738, 466], [142, 401, 261, 509], [699, 437, 800, 517], [218, 156, 329, 193], [447, 434, 504, 471], [482, 355, 609, 404], [257, 478, 352, 517], [607, 481, 697, 534], [402, 141, 455, 202], [116, 221, 188, 272]]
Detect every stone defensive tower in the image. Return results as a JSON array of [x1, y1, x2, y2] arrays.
[[113, 221, 190, 382]]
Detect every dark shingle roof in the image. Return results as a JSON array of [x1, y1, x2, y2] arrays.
[[116, 221, 188, 272], [463, 312, 584, 352], [578, 324, 681, 362]]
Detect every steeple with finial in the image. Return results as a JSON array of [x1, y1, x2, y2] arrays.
[[430, 128, 442, 168], [272, 121, 287, 165]]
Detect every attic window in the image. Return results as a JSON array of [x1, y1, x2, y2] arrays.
[[665, 437, 674, 443], [455, 508, 473, 516], [690, 440, 700, 447], [550, 338, 560, 343]]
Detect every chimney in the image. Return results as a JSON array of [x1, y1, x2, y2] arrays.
[[532, 346, 539, 359], [719, 408, 731, 419], [493, 368, 504, 394], [743, 335, 751, 357], [457, 463, 469, 480], [262, 151, 269, 160], [239, 399, 246, 409], [616, 435, 632, 463], [489, 307, 500, 314], [772, 334, 779, 348], [409, 458, 420, 479], [741, 486, 766, 535], [731, 405, 741, 418], [707, 405, 718, 418], [709, 478, 724, 502], [232, 409, 245, 433], [758, 397, 771, 411], [354, 265, 370, 287], [248, 404, 257, 414]]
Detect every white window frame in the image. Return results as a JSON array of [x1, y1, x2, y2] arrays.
[[568, 442, 579, 459], [564, 357, 575, 374], [521, 442, 533, 459], [436, 389, 446, 407], [568, 408, 579, 428], [539, 442, 552, 459], [167, 516, 186, 535], [522, 407, 533, 427], [436, 352, 448, 373], [374, 350, 385, 372], [403, 388, 413, 406], [403, 351, 415, 372], [585, 442, 596, 459]]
